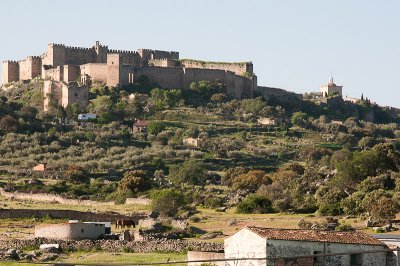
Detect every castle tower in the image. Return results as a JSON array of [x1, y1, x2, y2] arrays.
[[94, 41, 108, 63], [2, 61, 19, 83], [107, 54, 122, 87], [320, 75, 343, 97]]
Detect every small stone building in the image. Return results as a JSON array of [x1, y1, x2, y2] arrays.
[[32, 163, 46, 171], [257, 117, 282, 126], [132, 120, 148, 133], [35, 222, 105, 240], [224, 227, 388, 266], [183, 137, 202, 148]]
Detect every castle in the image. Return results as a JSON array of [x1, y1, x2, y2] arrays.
[[2, 41, 257, 111]]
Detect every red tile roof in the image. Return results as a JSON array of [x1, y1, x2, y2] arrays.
[[133, 120, 148, 127], [246, 227, 385, 246]]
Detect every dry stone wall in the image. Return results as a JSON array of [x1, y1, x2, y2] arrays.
[[0, 188, 112, 207], [0, 209, 147, 223], [0, 238, 224, 253]]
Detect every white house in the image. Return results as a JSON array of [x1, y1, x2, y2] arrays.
[[35, 222, 105, 240], [224, 227, 388, 266]]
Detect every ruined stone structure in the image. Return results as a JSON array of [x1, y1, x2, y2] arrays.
[[2, 41, 257, 110]]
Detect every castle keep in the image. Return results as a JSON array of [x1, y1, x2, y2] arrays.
[[2, 41, 257, 111]]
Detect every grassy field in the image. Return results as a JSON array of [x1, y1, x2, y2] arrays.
[[0, 252, 187, 265], [64, 251, 187, 264]]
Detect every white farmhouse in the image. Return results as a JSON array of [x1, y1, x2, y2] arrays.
[[224, 227, 388, 266]]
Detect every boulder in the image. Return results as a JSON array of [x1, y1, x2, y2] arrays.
[[40, 244, 60, 254], [227, 219, 238, 226], [138, 218, 163, 231], [171, 219, 189, 230], [200, 231, 223, 240]]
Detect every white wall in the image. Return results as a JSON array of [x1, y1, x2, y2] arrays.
[[224, 228, 267, 266]]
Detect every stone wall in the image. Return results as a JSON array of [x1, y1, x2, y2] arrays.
[[0, 238, 223, 253], [181, 60, 253, 75], [0, 188, 112, 207], [0, 209, 147, 222], [18, 57, 42, 81], [257, 86, 302, 102], [106, 54, 121, 86], [61, 82, 89, 109], [80, 63, 108, 83], [132, 66, 184, 89], [2, 61, 19, 83], [63, 65, 80, 83], [148, 59, 179, 68], [187, 251, 225, 266]]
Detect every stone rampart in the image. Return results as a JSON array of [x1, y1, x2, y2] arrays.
[[80, 63, 107, 83], [0, 209, 147, 222], [0, 238, 223, 253], [181, 59, 253, 75]]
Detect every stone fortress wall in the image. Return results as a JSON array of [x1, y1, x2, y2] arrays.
[[2, 41, 257, 109]]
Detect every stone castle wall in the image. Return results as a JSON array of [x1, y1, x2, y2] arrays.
[[63, 65, 80, 83], [257, 86, 302, 102], [2, 61, 19, 83], [180, 59, 253, 76], [80, 63, 108, 83], [131, 66, 184, 89], [62, 82, 89, 109]]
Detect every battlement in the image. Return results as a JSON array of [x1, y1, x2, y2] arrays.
[[49, 43, 65, 47], [27, 56, 42, 59], [2, 60, 18, 64], [108, 49, 137, 54], [65, 46, 94, 51]]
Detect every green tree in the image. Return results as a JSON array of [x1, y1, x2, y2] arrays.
[[151, 189, 186, 217], [65, 165, 89, 184], [236, 195, 274, 214], [169, 160, 206, 185], [118, 170, 151, 194], [147, 121, 166, 135], [0, 115, 18, 133], [370, 196, 399, 223], [290, 112, 307, 127]]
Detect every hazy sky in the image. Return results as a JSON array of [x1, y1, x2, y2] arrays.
[[1, 0, 399, 107]]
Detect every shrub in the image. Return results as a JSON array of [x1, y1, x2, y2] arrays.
[[151, 189, 186, 217], [236, 195, 273, 214], [147, 121, 166, 135]]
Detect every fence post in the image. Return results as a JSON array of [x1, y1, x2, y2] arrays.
[[397, 247, 400, 266]]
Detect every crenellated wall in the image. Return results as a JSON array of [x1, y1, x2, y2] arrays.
[[18, 56, 42, 80], [2, 61, 19, 83]]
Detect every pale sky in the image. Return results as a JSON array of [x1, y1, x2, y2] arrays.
[[1, 0, 399, 107]]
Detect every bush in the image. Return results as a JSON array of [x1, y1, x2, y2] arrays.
[[147, 121, 166, 135], [318, 203, 342, 216], [151, 189, 187, 217], [236, 195, 274, 214]]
